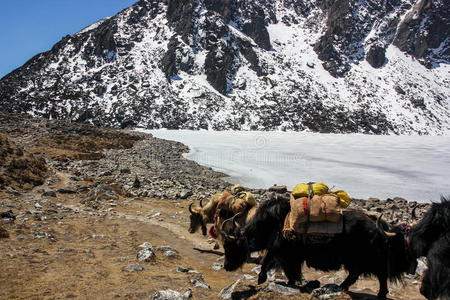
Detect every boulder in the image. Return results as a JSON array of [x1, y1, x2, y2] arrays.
[[366, 44, 386, 68], [137, 248, 156, 263]]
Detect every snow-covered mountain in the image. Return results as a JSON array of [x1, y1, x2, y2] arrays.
[[1, 0, 449, 134]]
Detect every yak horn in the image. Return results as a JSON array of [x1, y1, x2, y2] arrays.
[[221, 220, 236, 240], [411, 206, 417, 219], [377, 214, 397, 237], [188, 202, 196, 214], [199, 199, 204, 208], [231, 212, 243, 227], [221, 212, 243, 240]]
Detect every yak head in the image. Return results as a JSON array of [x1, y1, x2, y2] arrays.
[[221, 213, 249, 271], [409, 196, 450, 258], [377, 215, 418, 277], [188, 200, 207, 236]]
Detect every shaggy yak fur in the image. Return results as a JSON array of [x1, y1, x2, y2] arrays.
[[409, 196, 450, 300], [222, 197, 414, 299], [188, 192, 258, 250]]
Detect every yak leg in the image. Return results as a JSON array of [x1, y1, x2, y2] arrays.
[[375, 273, 388, 299], [340, 271, 360, 291], [257, 251, 277, 284], [279, 257, 303, 286], [213, 242, 220, 250]]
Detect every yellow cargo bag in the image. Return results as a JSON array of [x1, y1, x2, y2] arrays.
[[237, 191, 257, 207], [230, 191, 257, 214], [292, 182, 329, 199], [330, 190, 351, 208]]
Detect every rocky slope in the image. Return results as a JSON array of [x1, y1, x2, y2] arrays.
[[0, 0, 449, 134]]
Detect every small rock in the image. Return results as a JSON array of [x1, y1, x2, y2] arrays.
[[6, 187, 21, 196], [123, 263, 144, 272], [416, 257, 427, 277], [263, 282, 300, 295], [34, 232, 56, 241], [152, 289, 187, 300], [177, 267, 191, 273], [84, 248, 95, 258], [34, 203, 43, 209], [164, 250, 178, 258], [311, 284, 348, 300], [16, 233, 27, 240], [326, 274, 345, 284], [92, 234, 105, 239], [57, 189, 76, 194], [133, 177, 141, 189], [243, 274, 255, 280], [138, 242, 154, 250], [0, 227, 9, 238], [252, 265, 262, 274], [137, 248, 156, 262], [182, 289, 192, 299], [0, 210, 15, 219], [151, 212, 161, 218], [190, 279, 210, 289], [157, 245, 173, 251], [219, 278, 242, 299], [58, 248, 76, 253], [212, 263, 223, 271], [179, 189, 193, 199], [120, 168, 131, 174], [42, 190, 57, 197], [394, 85, 406, 95], [268, 185, 287, 193], [100, 171, 112, 177]]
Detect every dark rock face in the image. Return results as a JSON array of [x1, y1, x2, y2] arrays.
[[366, 43, 387, 68], [394, 0, 450, 67], [0, 0, 448, 134], [312, 0, 418, 76], [164, 0, 272, 93]]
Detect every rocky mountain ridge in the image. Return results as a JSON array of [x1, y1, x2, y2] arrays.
[[0, 0, 449, 134]]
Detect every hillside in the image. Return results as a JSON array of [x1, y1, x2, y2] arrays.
[[0, 0, 449, 134]]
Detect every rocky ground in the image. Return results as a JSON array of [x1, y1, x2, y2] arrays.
[[0, 112, 429, 299]]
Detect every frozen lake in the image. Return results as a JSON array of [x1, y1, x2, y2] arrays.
[[141, 130, 450, 202]]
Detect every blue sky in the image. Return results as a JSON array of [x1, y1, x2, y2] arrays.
[[0, 0, 138, 78]]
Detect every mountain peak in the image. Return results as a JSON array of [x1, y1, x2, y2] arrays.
[[0, 0, 449, 134]]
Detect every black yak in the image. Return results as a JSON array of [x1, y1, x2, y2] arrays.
[[409, 196, 450, 300], [222, 197, 414, 299]]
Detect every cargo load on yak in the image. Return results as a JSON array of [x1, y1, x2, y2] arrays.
[[217, 184, 257, 215], [283, 182, 352, 237], [209, 185, 257, 240]]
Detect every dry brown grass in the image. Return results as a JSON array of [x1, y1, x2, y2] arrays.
[[0, 134, 48, 190], [29, 129, 143, 161]]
